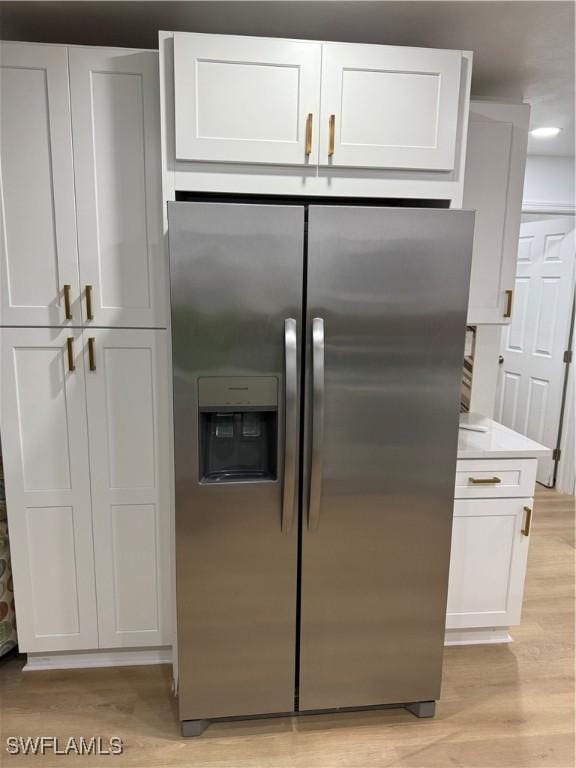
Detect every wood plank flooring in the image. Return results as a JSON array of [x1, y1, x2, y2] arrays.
[[0, 488, 573, 767]]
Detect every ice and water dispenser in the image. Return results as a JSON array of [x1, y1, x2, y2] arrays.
[[198, 377, 278, 483]]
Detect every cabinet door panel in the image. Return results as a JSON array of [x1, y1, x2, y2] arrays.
[[446, 498, 533, 629], [173, 33, 321, 165], [0, 328, 97, 651], [69, 49, 166, 328], [84, 329, 170, 647], [320, 43, 461, 170], [0, 43, 79, 325], [464, 102, 530, 324]]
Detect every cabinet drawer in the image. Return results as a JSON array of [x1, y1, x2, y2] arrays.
[[455, 459, 537, 498]]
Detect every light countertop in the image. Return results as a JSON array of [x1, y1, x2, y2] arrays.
[[457, 413, 551, 459]]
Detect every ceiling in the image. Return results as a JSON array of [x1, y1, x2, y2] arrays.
[[0, 1, 574, 155]]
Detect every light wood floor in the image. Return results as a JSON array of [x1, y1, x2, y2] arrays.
[[0, 488, 573, 767]]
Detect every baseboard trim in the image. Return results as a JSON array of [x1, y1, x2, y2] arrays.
[[445, 628, 513, 646], [23, 630, 513, 670], [24, 646, 172, 671]]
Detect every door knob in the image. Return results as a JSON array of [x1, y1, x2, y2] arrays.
[[498, 355, 504, 365]]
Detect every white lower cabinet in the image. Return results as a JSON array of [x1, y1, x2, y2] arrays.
[[0, 327, 171, 653], [0, 328, 98, 651], [447, 491, 534, 632], [84, 329, 171, 648]]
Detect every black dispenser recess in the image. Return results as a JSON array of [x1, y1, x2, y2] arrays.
[[198, 377, 278, 483]]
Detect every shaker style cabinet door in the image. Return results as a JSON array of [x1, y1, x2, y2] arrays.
[[0, 328, 98, 651], [464, 102, 530, 324], [69, 48, 167, 328], [173, 33, 322, 165], [0, 43, 80, 326], [319, 43, 462, 170], [446, 498, 533, 629], [83, 329, 171, 648]]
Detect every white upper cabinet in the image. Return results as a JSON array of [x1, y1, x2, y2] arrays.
[[0, 328, 98, 651], [464, 102, 530, 324], [171, 34, 464, 172], [84, 329, 171, 648], [319, 43, 462, 170], [0, 43, 80, 326], [173, 33, 322, 165], [69, 48, 166, 328]]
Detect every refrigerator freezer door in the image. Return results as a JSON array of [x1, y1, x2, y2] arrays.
[[168, 202, 303, 721], [299, 206, 474, 711]]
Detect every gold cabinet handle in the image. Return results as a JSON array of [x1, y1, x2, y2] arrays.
[[305, 113, 313, 156], [328, 114, 335, 157], [468, 476, 502, 485], [522, 506, 532, 536], [88, 337, 96, 371], [504, 289, 513, 318], [85, 284, 94, 321], [66, 337, 75, 372], [63, 284, 72, 320]]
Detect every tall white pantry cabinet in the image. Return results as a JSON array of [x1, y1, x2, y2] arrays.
[[0, 42, 171, 653]]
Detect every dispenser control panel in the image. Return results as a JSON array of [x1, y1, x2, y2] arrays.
[[198, 376, 278, 410]]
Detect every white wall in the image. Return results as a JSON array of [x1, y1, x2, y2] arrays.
[[470, 154, 575, 419], [523, 155, 575, 213]]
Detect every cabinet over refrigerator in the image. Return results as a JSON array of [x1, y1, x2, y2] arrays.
[[168, 200, 474, 735]]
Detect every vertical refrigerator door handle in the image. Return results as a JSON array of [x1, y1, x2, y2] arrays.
[[308, 317, 325, 531], [282, 318, 298, 532]]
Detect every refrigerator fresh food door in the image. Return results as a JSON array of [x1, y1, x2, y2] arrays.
[[168, 201, 303, 721], [299, 206, 474, 711]]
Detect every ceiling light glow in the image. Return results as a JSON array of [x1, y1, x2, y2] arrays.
[[530, 127, 562, 138]]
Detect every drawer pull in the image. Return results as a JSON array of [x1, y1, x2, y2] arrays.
[[468, 476, 502, 485], [522, 506, 532, 537]]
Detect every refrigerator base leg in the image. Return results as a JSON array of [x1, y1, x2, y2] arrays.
[[181, 719, 211, 737], [405, 701, 436, 718]]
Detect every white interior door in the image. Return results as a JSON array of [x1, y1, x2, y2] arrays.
[[69, 48, 166, 328], [319, 43, 461, 170], [84, 329, 171, 648], [0, 43, 80, 325], [173, 33, 321, 165], [497, 216, 575, 485], [0, 328, 98, 651]]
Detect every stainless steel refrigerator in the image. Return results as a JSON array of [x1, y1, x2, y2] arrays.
[[168, 201, 474, 736]]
